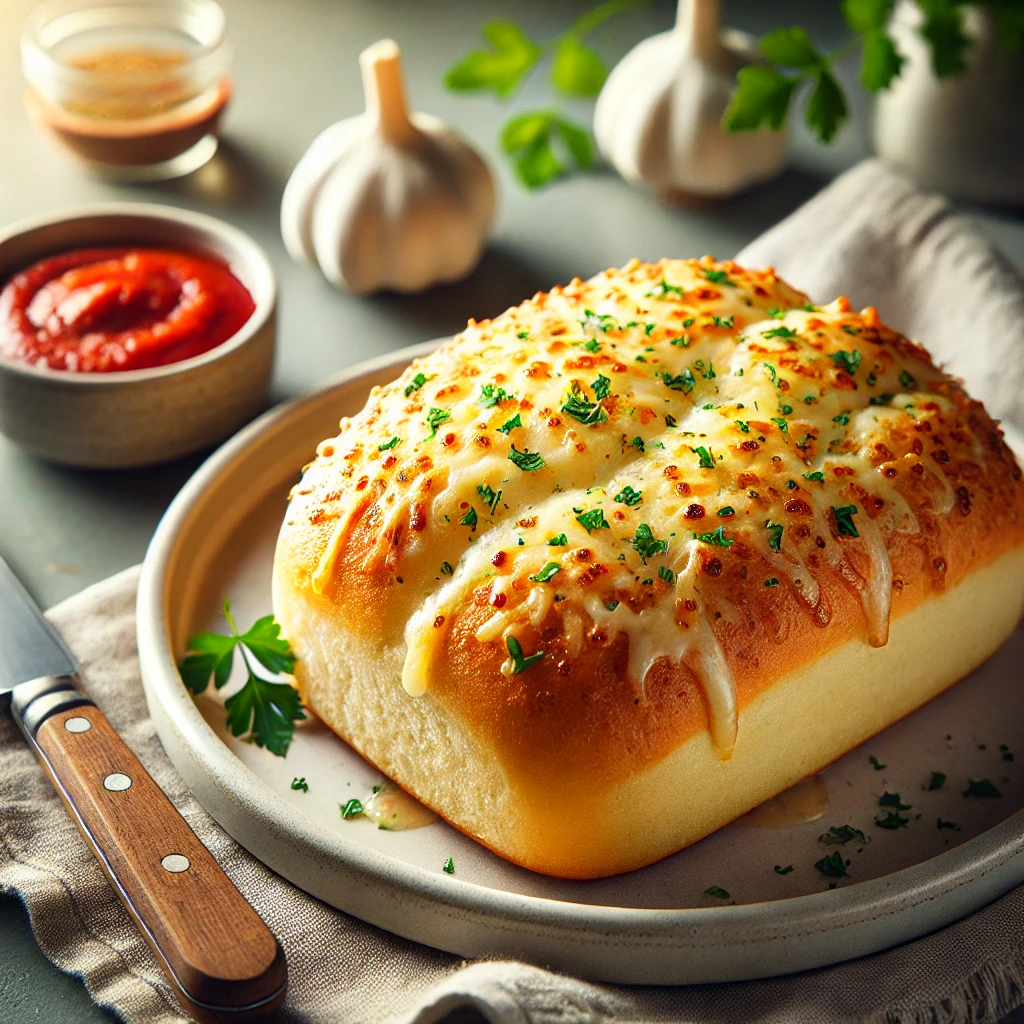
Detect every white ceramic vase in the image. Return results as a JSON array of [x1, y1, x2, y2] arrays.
[[873, 1, 1024, 206]]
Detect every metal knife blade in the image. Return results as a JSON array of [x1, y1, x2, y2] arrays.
[[0, 557, 77, 703]]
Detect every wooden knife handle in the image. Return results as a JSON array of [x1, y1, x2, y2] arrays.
[[12, 675, 287, 1023]]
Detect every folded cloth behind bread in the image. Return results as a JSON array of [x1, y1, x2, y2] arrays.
[[2, 160, 1024, 1024]]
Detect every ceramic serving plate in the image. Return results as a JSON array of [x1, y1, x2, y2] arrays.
[[137, 341, 1024, 985]]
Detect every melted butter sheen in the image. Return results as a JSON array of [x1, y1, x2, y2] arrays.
[[301, 257, 981, 759]]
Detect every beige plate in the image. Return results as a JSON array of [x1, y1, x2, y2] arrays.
[[137, 342, 1024, 984]]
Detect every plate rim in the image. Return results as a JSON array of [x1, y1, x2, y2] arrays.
[[136, 340, 1024, 982]]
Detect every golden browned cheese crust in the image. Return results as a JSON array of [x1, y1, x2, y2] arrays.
[[274, 257, 1024, 875]]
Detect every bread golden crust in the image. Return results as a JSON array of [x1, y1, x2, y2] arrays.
[[273, 257, 1024, 877]]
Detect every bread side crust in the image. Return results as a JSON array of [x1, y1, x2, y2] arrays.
[[279, 544, 1024, 878]]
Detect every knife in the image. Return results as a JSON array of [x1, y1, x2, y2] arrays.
[[0, 558, 287, 1023]]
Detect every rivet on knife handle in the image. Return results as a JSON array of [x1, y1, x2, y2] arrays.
[[14, 675, 287, 1023]]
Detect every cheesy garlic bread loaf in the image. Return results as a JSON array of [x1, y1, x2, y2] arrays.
[[273, 258, 1024, 878]]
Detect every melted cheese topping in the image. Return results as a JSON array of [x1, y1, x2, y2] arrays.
[[291, 257, 994, 758]]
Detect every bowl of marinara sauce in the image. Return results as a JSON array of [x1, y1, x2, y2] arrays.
[[0, 203, 275, 467]]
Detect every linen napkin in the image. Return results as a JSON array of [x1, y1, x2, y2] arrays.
[[3, 159, 1024, 1024]]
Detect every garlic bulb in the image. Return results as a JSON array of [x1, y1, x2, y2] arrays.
[[281, 39, 495, 294], [594, 0, 786, 199]]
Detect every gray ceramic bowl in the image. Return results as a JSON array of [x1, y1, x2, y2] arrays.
[[0, 203, 276, 468]]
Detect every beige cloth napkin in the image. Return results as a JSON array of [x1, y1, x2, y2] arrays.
[[3, 159, 1024, 1024]]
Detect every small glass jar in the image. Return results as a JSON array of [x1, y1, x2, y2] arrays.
[[22, 0, 232, 181]]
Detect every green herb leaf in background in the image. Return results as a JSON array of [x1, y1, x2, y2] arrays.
[[501, 109, 595, 189], [444, 20, 542, 99]]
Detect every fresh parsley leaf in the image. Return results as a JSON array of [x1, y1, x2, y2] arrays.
[[424, 407, 452, 439], [774, 864, 795, 875], [632, 523, 668, 563], [928, 771, 946, 790], [477, 483, 503, 514], [830, 349, 862, 375], [551, 34, 607, 98], [804, 471, 825, 482], [717, 506, 735, 517], [179, 629, 237, 695], [529, 561, 562, 583], [442, 856, 456, 874], [814, 852, 849, 878], [874, 809, 910, 829], [614, 485, 643, 506], [759, 25, 824, 67], [647, 279, 684, 299], [444, 20, 541, 98], [704, 885, 731, 899], [659, 368, 696, 392], [508, 445, 546, 471], [561, 382, 608, 425], [479, 383, 516, 408], [225, 668, 306, 757], [736, 420, 750, 433], [631, 436, 645, 452], [762, 325, 798, 339], [805, 66, 848, 143], [501, 109, 595, 189], [693, 525, 733, 548], [879, 792, 911, 810], [691, 445, 715, 469], [963, 778, 1002, 799], [658, 565, 675, 584], [340, 798, 364, 819], [460, 506, 478, 530], [869, 754, 886, 771], [832, 504, 860, 538], [722, 64, 798, 132], [919, 0, 971, 77], [937, 818, 961, 831], [770, 416, 789, 433], [701, 268, 736, 286], [379, 436, 401, 451], [591, 374, 611, 400], [766, 521, 784, 552], [576, 507, 609, 532], [506, 635, 544, 673], [291, 777, 309, 793], [819, 824, 868, 846], [547, 533, 568, 546], [236, 614, 297, 675], [860, 28, 904, 91], [404, 372, 428, 397], [498, 413, 522, 434]]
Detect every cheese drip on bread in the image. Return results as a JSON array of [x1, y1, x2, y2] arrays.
[[292, 257, 985, 758]]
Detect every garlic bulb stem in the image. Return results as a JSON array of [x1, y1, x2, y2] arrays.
[[679, 0, 721, 63], [360, 39, 415, 146]]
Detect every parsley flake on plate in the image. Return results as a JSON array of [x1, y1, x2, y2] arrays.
[[291, 777, 309, 793], [704, 885, 731, 899], [963, 778, 1002, 798], [819, 825, 867, 846], [927, 772, 946, 791], [443, 857, 455, 874], [341, 799, 364, 819], [815, 852, 849, 878]]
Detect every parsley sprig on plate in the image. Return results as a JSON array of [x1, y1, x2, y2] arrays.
[[179, 600, 305, 757]]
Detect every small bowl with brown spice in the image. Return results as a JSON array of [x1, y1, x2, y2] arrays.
[[0, 203, 276, 469]]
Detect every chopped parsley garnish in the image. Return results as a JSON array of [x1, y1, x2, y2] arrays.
[[647, 279, 683, 298], [443, 857, 455, 874], [767, 307, 785, 318], [814, 852, 849, 878], [632, 523, 668, 563], [576, 507, 609, 532], [780, 404, 793, 415], [693, 525, 733, 548], [476, 483, 502, 514], [762, 326, 797, 339], [764, 578, 780, 588], [704, 886, 731, 899], [341, 799, 364, 819], [937, 819, 961, 831], [497, 413, 522, 434], [841, 325, 861, 335], [479, 383, 516, 408], [584, 338, 600, 353], [1001, 744, 1014, 762], [424, 407, 451, 439], [735, 420, 750, 433], [460, 506, 478, 530], [830, 350, 862, 376], [547, 533, 568, 546], [505, 635, 544, 673], [803, 471, 825, 482], [701, 268, 735, 286], [614, 485, 643, 506], [963, 778, 1002, 798], [179, 599, 304, 757], [927, 772, 946, 791], [869, 393, 894, 406], [379, 436, 401, 451], [717, 506, 735, 517], [529, 562, 562, 583], [710, 315, 734, 329], [404, 372, 428, 397], [658, 565, 676, 583], [670, 335, 691, 347], [819, 825, 867, 846], [291, 777, 309, 793], [659, 369, 695, 392], [631, 436, 645, 452], [770, 417, 788, 433], [832, 505, 860, 538], [869, 755, 886, 771], [561, 382, 608, 425], [665, 414, 678, 428], [899, 369, 917, 389], [774, 864, 795, 875], [766, 521, 784, 552], [763, 362, 778, 385], [591, 374, 612, 400], [441, 561, 454, 575], [691, 445, 715, 469], [579, 308, 616, 334], [880, 792, 911, 810], [874, 810, 910, 829], [508, 445, 546, 471], [516, 330, 530, 340], [833, 413, 850, 425], [695, 358, 717, 378]]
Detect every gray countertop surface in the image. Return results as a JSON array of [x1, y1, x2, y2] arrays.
[[1, 1, 1023, 1021]]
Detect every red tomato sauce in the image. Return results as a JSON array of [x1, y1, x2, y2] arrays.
[[0, 247, 255, 372]]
